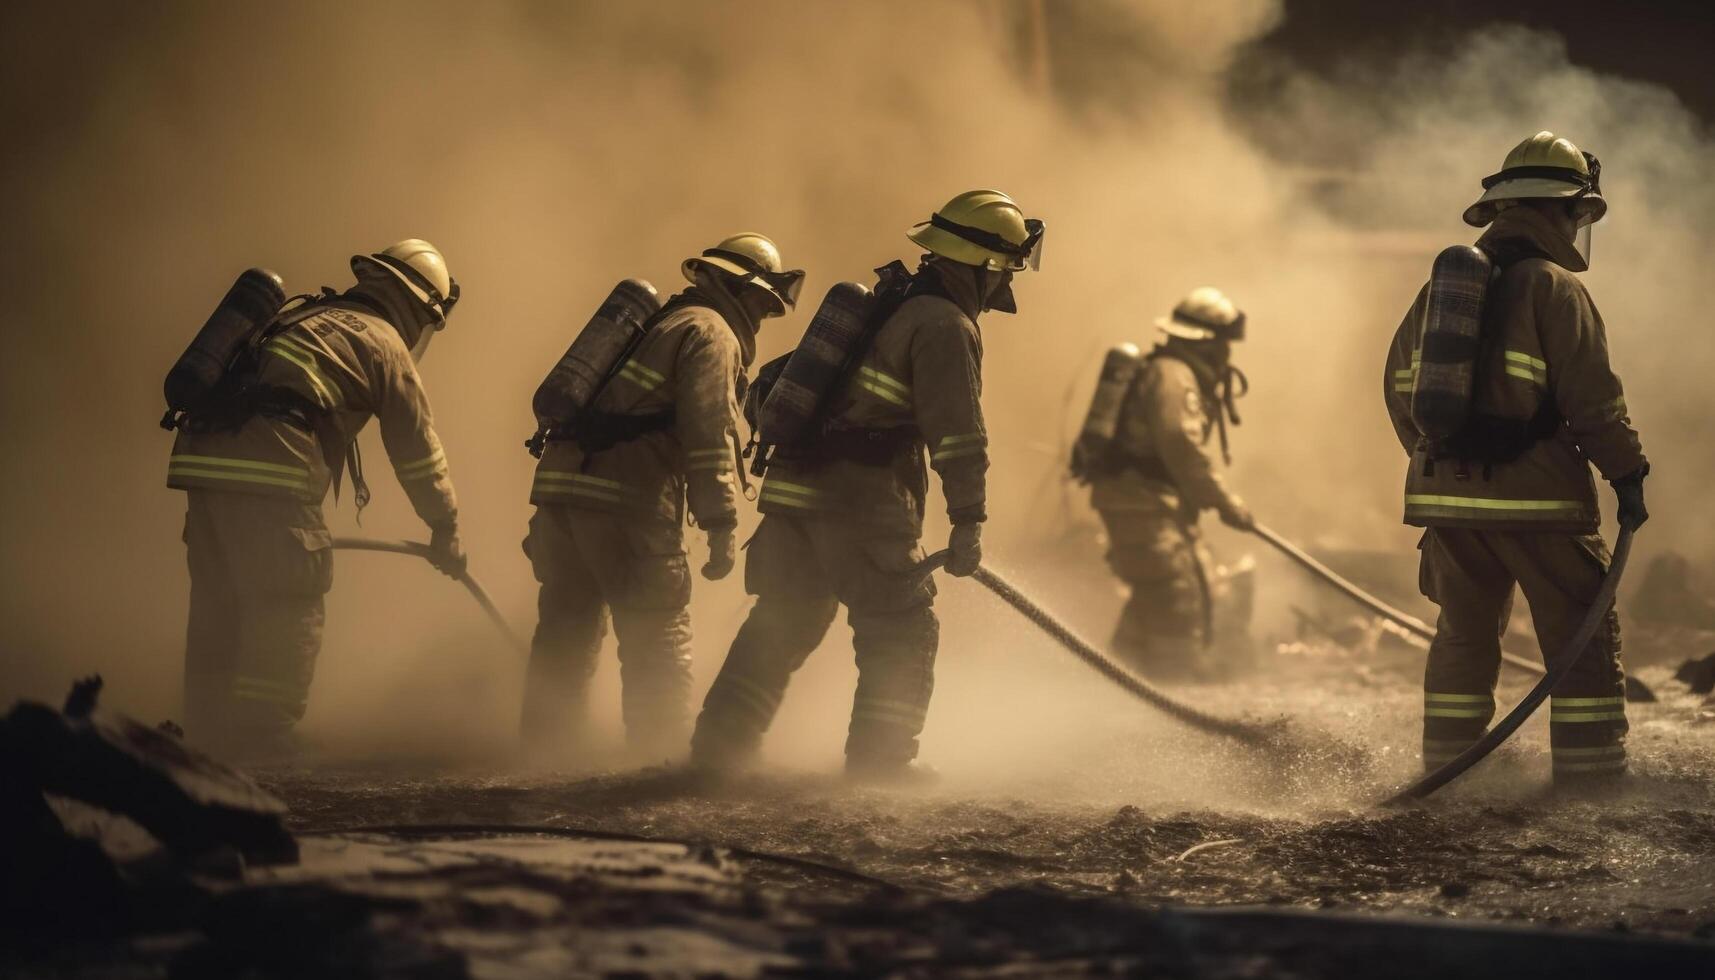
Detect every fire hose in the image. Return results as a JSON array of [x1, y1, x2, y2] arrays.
[[1249, 523, 1653, 703], [1383, 526, 1635, 803], [331, 537, 530, 658], [912, 550, 1277, 743]]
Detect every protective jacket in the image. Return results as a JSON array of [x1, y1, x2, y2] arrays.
[[1089, 350, 1241, 517], [1384, 207, 1646, 532], [167, 298, 457, 528], [757, 268, 988, 535], [529, 286, 752, 530]]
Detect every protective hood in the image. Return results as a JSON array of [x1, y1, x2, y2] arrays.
[[1476, 203, 1589, 274], [684, 280, 758, 367]]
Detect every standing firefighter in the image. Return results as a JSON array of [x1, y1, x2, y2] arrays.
[[1072, 287, 1253, 680], [1384, 132, 1648, 787], [691, 190, 1043, 781], [522, 235, 802, 761], [166, 239, 465, 758]]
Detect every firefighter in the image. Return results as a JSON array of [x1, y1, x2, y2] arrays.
[[522, 234, 803, 761], [1074, 287, 1253, 680], [691, 190, 1043, 781], [168, 239, 465, 758], [1383, 132, 1648, 787]]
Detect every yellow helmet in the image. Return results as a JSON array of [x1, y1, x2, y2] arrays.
[[907, 189, 1045, 272], [1156, 286, 1245, 341], [351, 238, 460, 322], [682, 232, 805, 315], [1463, 131, 1605, 228]]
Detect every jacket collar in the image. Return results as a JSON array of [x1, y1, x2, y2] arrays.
[[1476, 205, 1586, 273]]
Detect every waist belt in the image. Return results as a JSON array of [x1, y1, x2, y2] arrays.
[[1102, 451, 1174, 484], [178, 384, 321, 435], [784, 425, 922, 468], [1435, 400, 1563, 466], [549, 409, 676, 455]]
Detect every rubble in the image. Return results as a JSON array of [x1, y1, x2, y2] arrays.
[[1, 677, 297, 943]]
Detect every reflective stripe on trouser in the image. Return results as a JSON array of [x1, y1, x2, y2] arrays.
[[691, 513, 938, 769], [1550, 695, 1628, 777], [1098, 506, 1208, 679], [521, 505, 693, 757], [1418, 526, 1627, 781], [182, 491, 331, 754], [1421, 692, 1496, 771]]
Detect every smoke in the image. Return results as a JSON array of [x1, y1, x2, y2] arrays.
[[0, 1, 1707, 786]]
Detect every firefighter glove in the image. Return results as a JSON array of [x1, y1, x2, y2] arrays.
[[427, 522, 467, 578], [947, 522, 983, 577], [1613, 468, 1649, 531], [1217, 497, 1254, 531], [702, 526, 737, 581]]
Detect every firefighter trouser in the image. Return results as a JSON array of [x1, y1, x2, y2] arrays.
[[522, 505, 693, 759], [691, 514, 938, 770], [1418, 527, 1627, 782], [182, 491, 332, 753], [1098, 507, 1212, 680]]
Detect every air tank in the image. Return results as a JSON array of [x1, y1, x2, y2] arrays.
[[1411, 245, 1495, 443], [532, 278, 662, 425], [756, 281, 876, 449], [163, 268, 287, 420], [1078, 343, 1143, 446]]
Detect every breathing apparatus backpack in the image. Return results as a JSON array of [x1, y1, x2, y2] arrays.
[[1408, 245, 1560, 468], [1069, 343, 1143, 482], [747, 261, 919, 477], [526, 279, 664, 458], [160, 269, 339, 432], [1410, 245, 1496, 451]]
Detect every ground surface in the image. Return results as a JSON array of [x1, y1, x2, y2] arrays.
[[261, 635, 1715, 943]]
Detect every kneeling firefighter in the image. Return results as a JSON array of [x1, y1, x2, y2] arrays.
[[691, 190, 1044, 780], [521, 235, 802, 761], [1071, 287, 1252, 681], [164, 239, 466, 757], [1383, 132, 1648, 787]]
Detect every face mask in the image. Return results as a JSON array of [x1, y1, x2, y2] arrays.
[[1574, 217, 1593, 267]]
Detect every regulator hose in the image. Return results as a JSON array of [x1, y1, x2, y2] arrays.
[[1382, 526, 1635, 804], [331, 537, 530, 658], [1250, 523, 1653, 703], [913, 551, 1277, 743]]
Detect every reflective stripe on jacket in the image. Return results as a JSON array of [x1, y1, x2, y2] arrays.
[[530, 288, 751, 529], [1382, 207, 1646, 532], [759, 280, 988, 535], [167, 302, 457, 527]]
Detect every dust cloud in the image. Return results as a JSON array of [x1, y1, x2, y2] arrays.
[[0, 1, 1707, 794]]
